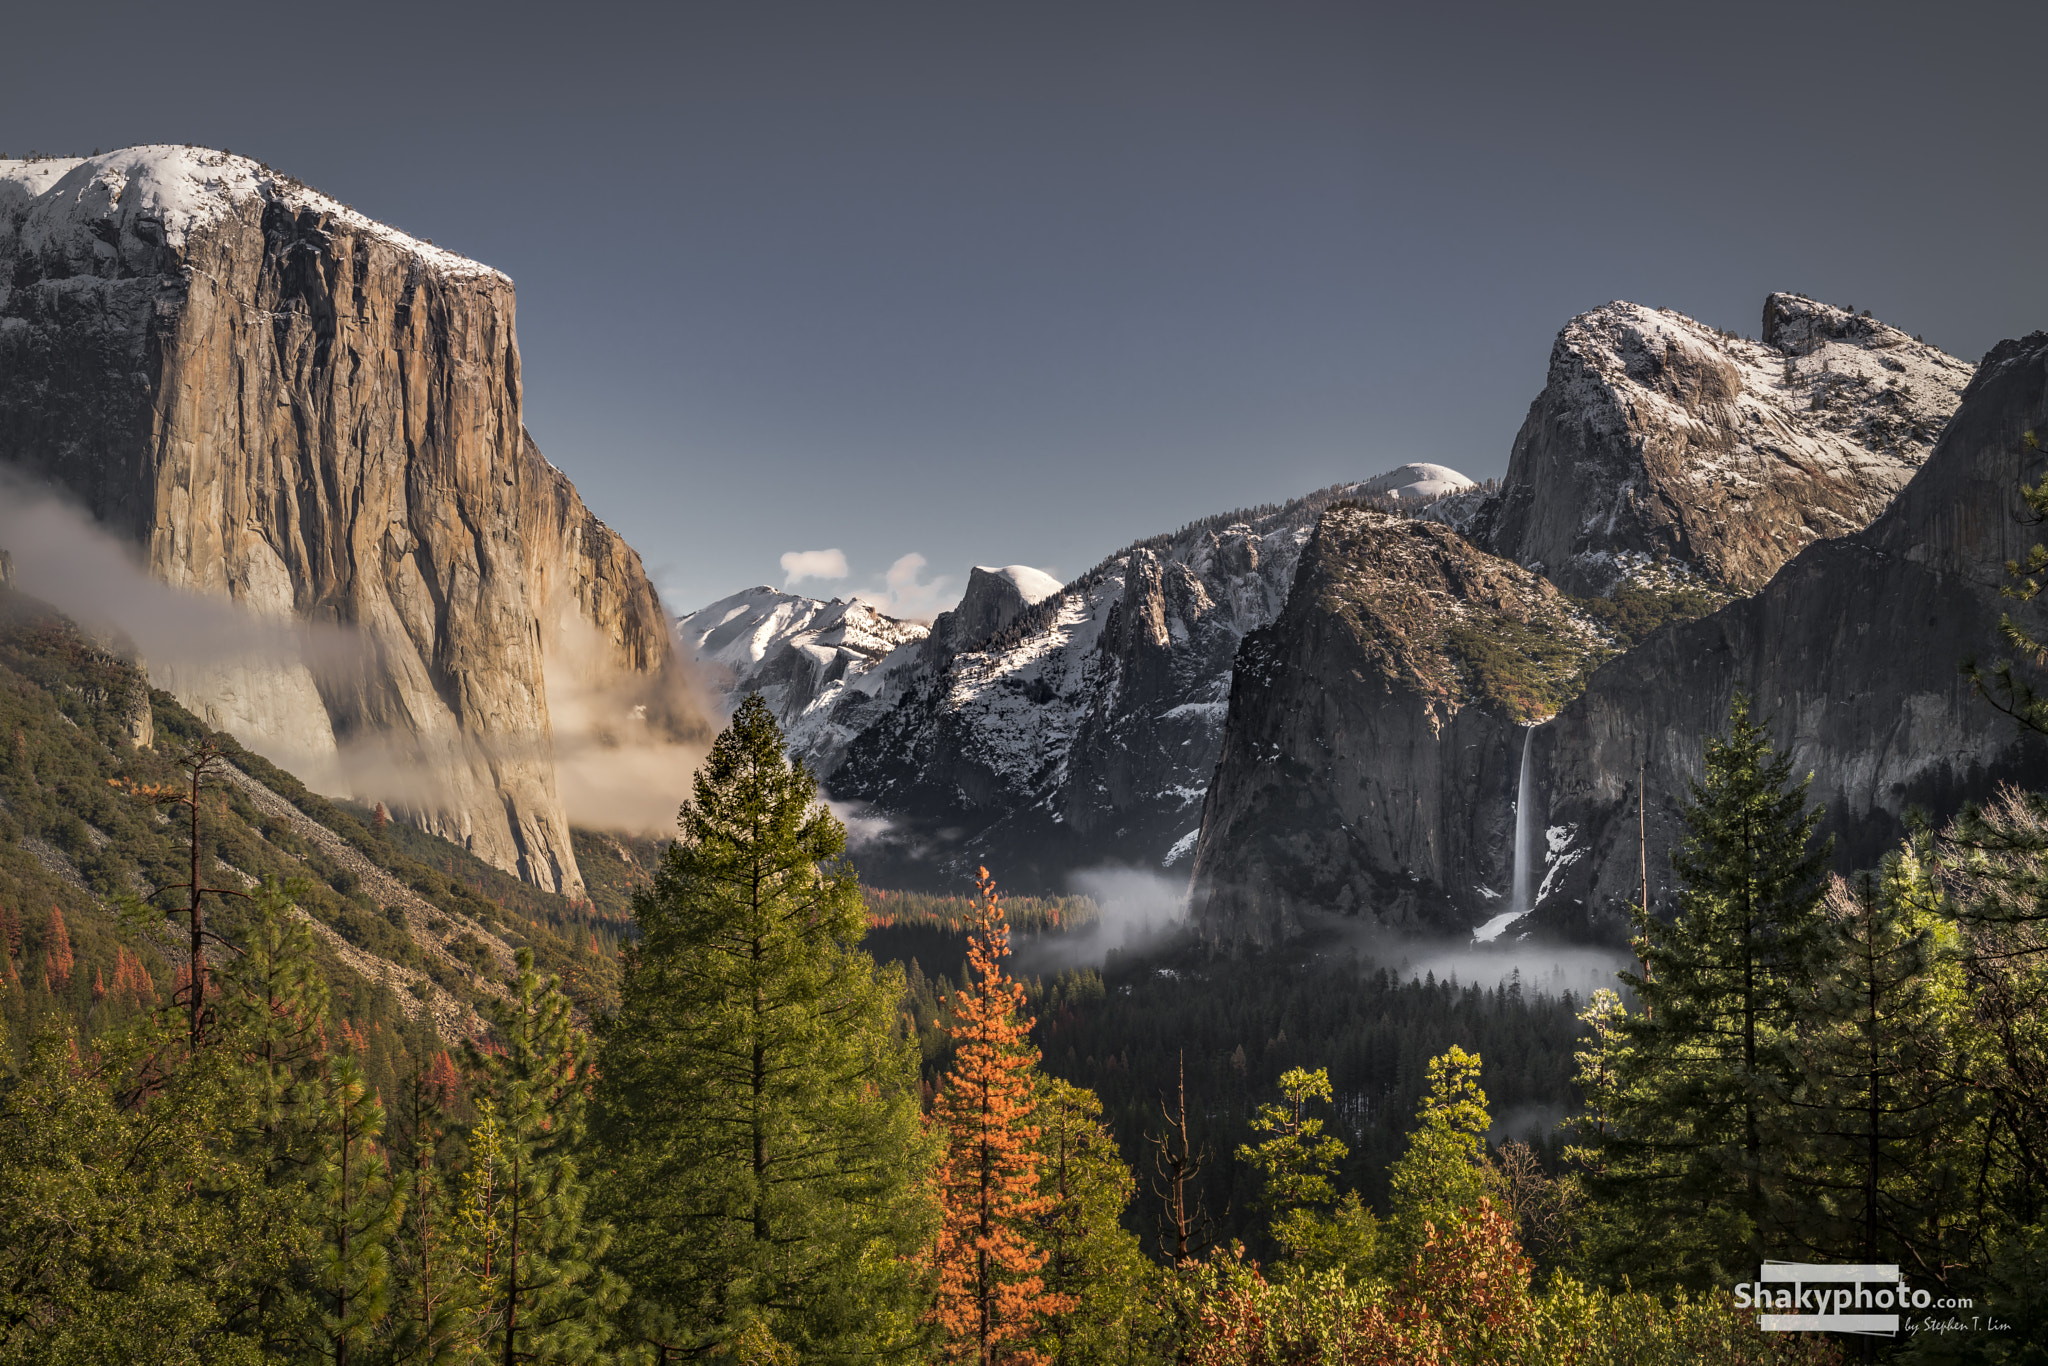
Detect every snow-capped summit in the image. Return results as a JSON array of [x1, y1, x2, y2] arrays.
[[678, 586, 928, 767], [0, 146, 502, 279], [1360, 463, 1476, 503], [930, 564, 1064, 651], [1468, 294, 1971, 595]]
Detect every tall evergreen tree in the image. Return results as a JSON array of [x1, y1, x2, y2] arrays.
[[1781, 844, 1977, 1277], [1236, 1065, 1379, 1275], [1385, 1046, 1497, 1263], [1032, 1077, 1151, 1365], [388, 1052, 472, 1366], [1583, 692, 1832, 1288], [592, 694, 931, 1362], [933, 869, 1069, 1366], [306, 1050, 404, 1365], [466, 949, 622, 1365]]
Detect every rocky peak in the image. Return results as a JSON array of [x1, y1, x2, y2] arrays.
[[678, 585, 928, 773], [1469, 296, 1971, 596], [928, 564, 1064, 653], [817, 472, 1480, 889], [1187, 504, 1606, 945]]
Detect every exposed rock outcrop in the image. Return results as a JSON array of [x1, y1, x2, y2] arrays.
[[1189, 296, 1992, 947], [1465, 296, 1971, 595], [0, 147, 700, 895], [1187, 507, 1605, 946], [1193, 326, 2043, 949], [821, 481, 1430, 890], [1523, 329, 2048, 942]]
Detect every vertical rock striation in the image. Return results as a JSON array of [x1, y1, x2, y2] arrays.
[[1186, 507, 1603, 946], [1528, 329, 2048, 941], [0, 147, 699, 895]]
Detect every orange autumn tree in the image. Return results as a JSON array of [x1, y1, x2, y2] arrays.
[[933, 868, 1073, 1365]]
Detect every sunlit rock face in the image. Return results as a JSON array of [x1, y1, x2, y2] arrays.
[[0, 147, 704, 895], [1526, 328, 2048, 943], [1469, 295, 1972, 596]]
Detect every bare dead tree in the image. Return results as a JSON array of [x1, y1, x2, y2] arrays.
[[1145, 1050, 1212, 1264], [116, 737, 250, 1046]]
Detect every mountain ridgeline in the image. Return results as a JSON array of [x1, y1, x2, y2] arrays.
[[693, 470, 1478, 891], [690, 296, 2009, 934]]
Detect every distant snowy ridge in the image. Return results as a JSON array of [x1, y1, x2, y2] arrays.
[[817, 465, 1479, 885], [678, 586, 929, 772], [1361, 463, 1476, 502]]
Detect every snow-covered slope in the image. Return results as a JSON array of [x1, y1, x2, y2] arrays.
[[823, 470, 1477, 888], [678, 587, 927, 770], [1361, 463, 1476, 502]]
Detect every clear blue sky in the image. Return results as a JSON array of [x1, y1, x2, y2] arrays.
[[7, 1, 2043, 617]]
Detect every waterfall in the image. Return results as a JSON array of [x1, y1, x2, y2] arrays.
[[1474, 724, 1542, 943], [1510, 724, 1538, 915]]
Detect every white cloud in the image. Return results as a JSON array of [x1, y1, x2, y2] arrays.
[[855, 552, 953, 621], [780, 548, 849, 588]]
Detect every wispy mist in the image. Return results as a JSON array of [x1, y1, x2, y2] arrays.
[[1013, 865, 1191, 974], [0, 473, 356, 774], [1294, 909, 1634, 1000], [0, 471, 716, 836]]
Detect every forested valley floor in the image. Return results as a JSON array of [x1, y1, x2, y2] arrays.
[[3, 573, 2047, 1364]]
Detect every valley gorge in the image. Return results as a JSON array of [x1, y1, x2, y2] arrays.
[[3, 141, 2034, 955]]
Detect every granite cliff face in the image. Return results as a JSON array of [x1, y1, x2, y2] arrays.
[[1519, 329, 2048, 942], [1463, 295, 1970, 595], [0, 147, 699, 895], [1193, 296, 1987, 947], [1187, 507, 1605, 946]]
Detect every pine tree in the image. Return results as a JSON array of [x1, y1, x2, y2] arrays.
[[307, 1050, 404, 1364], [1782, 843, 1978, 1277], [466, 948, 623, 1365], [1385, 1047, 1498, 1264], [593, 694, 932, 1361], [220, 885, 330, 1132], [1236, 1065, 1381, 1274], [389, 1052, 473, 1366], [933, 868, 1071, 1366], [1586, 692, 1832, 1288], [1033, 1076, 1151, 1364]]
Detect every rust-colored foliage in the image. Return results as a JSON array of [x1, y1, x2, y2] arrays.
[[42, 904, 74, 994], [109, 947, 154, 1007], [1352, 1199, 1538, 1364], [933, 868, 1073, 1365]]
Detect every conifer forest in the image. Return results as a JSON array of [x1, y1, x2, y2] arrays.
[[7, 532, 2048, 1363]]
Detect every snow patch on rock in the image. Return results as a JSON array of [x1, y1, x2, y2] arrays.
[[0, 146, 505, 279]]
